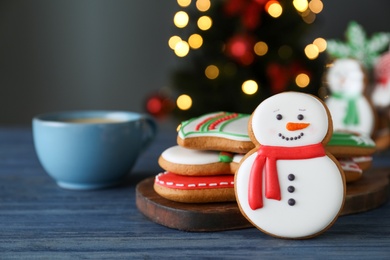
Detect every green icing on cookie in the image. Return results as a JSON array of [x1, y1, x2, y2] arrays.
[[219, 152, 234, 163], [327, 132, 375, 147]]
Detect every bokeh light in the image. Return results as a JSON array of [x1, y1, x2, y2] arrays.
[[295, 73, 310, 88], [196, 0, 211, 12], [174, 11, 189, 28], [188, 34, 203, 49], [197, 16, 212, 30], [309, 0, 323, 14], [254, 41, 268, 56], [168, 35, 182, 50], [174, 41, 190, 57], [205, 65, 219, 79], [266, 1, 283, 18], [242, 80, 258, 95], [304, 44, 319, 59], [177, 94, 192, 110], [293, 0, 309, 12], [278, 45, 292, 59], [177, 0, 191, 8], [313, 37, 327, 52]]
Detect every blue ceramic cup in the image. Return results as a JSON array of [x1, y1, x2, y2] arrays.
[[33, 110, 157, 190]]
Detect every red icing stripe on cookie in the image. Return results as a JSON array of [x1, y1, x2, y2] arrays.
[[155, 172, 234, 190], [195, 112, 225, 131], [208, 113, 239, 130]]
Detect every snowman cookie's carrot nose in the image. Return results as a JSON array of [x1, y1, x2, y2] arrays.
[[286, 122, 310, 131]]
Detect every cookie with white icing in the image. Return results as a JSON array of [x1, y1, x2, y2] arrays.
[[235, 92, 346, 239], [324, 58, 375, 136], [338, 159, 363, 183], [158, 145, 244, 176], [177, 112, 254, 153], [326, 131, 376, 158], [154, 172, 235, 203]]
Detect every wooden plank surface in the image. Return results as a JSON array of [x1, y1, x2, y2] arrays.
[[136, 169, 389, 231], [0, 127, 390, 258]]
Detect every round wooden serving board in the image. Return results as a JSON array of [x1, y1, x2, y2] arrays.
[[136, 169, 390, 232]]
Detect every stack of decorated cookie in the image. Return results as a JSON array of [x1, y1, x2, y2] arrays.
[[326, 131, 376, 183], [154, 112, 254, 203]]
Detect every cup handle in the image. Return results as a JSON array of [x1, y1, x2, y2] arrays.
[[140, 114, 158, 150]]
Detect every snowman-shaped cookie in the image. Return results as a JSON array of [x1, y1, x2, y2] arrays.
[[235, 92, 346, 239], [325, 58, 375, 136]]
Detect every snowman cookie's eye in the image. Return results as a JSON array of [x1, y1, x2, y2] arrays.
[[276, 114, 283, 120], [297, 114, 304, 120]]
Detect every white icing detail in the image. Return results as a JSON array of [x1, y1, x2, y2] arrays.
[[220, 182, 229, 185], [166, 182, 174, 186], [236, 92, 345, 238], [352, 156, 372, 163], [350, 134, 376, 146], [198, 183, 206, 187], [188, 184, 196, 187], [339, 160, 362, 173], [161, 145, 221, 165], [233, 154, 244, 163], [251, 92, 328, 147], [178, 112, 250, 141], [209, 183, 217, 187], [325, 58, 374, 135], [175, 184, 184, 187]]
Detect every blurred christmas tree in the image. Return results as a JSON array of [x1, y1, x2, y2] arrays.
[[165, 0, 326, 118]]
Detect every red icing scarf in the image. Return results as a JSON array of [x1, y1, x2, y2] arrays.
[[248, 143, 326, 210]]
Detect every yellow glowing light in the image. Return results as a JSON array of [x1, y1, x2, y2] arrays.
[[254, 41, 268, 56], [313, 37, 327, 52], [174, 11, 189, 28], [188, 34, 203, 49], [196, 0, 211, 12], [304, 44, 319, 60], [293, 0, 308, 12], [197, 16, 212, 30], [242, 80, 258, 95], [295, 73, 310, 88], [309, 0, 323, 14], [174, 41, 190, 57], [205, 65, 219, 79], [177, 94, 192, 110], [177, 0, 191, 8], [301, 10, 316, 24], [168, 35, 182, 50], [266, 1, 283, 18]]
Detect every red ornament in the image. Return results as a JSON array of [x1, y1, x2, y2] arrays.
[[375, 52, 390, 85], [226, 34, 255, 65], [145, 92, 174, 118], [266, 62, 309, 93], [224, 0, 269, 30]]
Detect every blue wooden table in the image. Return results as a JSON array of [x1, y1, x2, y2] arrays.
[[0, 123, 389, 259]]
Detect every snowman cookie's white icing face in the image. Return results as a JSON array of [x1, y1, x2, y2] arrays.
[[326, 58, 364, 97], [251, 92, 329, 147]]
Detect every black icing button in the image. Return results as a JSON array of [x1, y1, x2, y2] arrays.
[[288, 199, 296, 206], [287, 186, 295, 193], [288, 174, 295, 181]]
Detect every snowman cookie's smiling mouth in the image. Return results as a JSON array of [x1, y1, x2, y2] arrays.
[[278, 132, 304, 141], [277, 121, 310, 141]]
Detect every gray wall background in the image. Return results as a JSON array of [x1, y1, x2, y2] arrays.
[[0, 0, 388, 125]]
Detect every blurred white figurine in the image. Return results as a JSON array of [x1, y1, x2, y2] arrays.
[[325, 58, 375, 136]]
